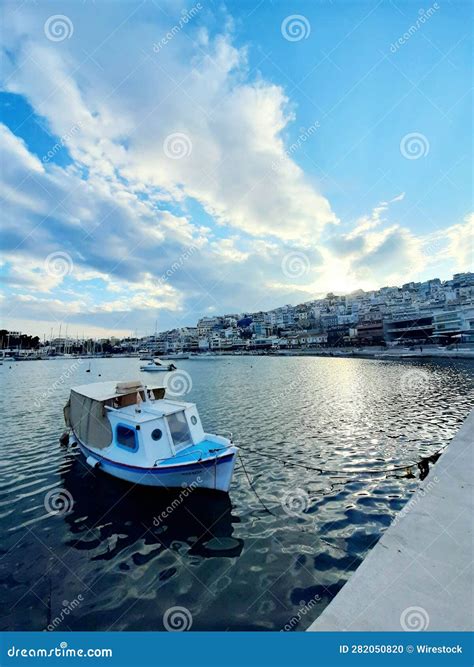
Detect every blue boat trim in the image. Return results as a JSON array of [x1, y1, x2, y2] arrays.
[[78, 440, 235, 475]]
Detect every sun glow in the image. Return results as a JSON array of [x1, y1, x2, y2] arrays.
[[314, 255, 363, 295]]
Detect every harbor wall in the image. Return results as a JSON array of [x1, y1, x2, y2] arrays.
[[307, 407, 474, 632], [273, 347, 474, 360]]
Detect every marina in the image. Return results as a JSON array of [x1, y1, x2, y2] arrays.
[[1, 0, 472, 659], [1, 354, 473, 631]]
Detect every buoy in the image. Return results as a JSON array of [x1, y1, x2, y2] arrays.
[[86, 456, 100, 469], [59, 432, 70, 447]]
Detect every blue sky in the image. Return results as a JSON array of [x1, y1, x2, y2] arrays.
[[0, 0, 472, 337]]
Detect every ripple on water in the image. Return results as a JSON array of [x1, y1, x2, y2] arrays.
[[0, 356, 473, 631]]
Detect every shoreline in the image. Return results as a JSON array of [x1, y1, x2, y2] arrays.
[[4, 347, 474, 362], [267, 347, 474, 360]]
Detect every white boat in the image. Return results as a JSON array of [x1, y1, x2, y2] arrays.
[[140, 358, 176, 372], [63, 380, 237, 492]]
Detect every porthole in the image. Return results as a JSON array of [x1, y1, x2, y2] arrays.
[[190, 416, 197, 425], [151, 428, 163, 441]]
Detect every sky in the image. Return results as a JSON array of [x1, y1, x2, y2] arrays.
[[0, 0, 472, 338]]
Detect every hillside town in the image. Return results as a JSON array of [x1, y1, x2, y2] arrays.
[[2, 272, 474, 358]]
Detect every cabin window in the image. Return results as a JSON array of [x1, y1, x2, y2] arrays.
[[167, 411, 192, 449], [116, 425, 138, 451], [190, 415, 197, 425], [151, 428, 163, 441]]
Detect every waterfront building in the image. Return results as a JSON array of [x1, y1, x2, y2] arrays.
[[198, 337, 210, 350], [11, 272, 472, 355], [432, 305, 474, 343], [326, 324, 352, 346], [197, 316, 223, 335], [383, 312, 434, 344], [320, 313, 338, 330], [356, 316, 385, 345]]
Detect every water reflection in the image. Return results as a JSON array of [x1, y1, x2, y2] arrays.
[[62, 450, 244, 562], [1, 356, 473, 631]]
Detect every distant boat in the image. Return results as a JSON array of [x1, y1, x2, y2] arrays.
[[63, 380, 237, 492], [140, 358, 176, 372]]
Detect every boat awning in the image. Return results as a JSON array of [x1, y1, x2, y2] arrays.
[[70, 380, 165, 402], [65, 381, 166, 449]]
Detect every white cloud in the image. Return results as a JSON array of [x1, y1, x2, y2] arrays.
[[0, 4, 471, 337], [1, 5, 337, 243], [441, 214, 473, 271]]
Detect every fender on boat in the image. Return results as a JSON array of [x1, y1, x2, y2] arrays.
[[86, 455, 100, 468]]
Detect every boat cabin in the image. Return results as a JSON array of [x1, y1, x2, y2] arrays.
[[64, 380, 206, 466]]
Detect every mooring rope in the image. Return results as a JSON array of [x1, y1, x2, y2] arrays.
[[235, 441, 447, 516], [237, 452, 275, 515], [235, 443, 430, 476]]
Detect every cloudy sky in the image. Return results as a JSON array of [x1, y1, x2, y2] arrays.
[[0, 0, 472, 338]]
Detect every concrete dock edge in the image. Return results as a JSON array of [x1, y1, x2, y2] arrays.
[[307, 408, 474, 632]]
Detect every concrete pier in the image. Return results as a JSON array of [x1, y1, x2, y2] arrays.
[[308, 408, 474, 632]]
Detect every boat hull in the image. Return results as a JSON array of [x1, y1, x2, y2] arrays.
[[77, 440, 237, 492]]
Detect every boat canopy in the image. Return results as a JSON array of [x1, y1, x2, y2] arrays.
[[64, 381, 165, 450]]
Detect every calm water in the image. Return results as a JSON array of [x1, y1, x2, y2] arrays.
[[1, 356, 473, 631]]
